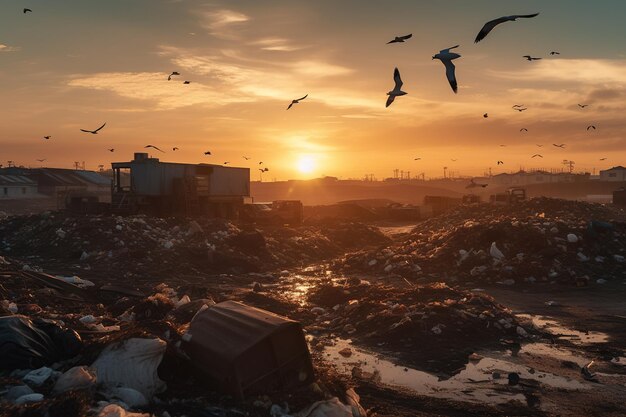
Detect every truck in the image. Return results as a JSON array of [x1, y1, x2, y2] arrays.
[[490, 187, 527, 205]]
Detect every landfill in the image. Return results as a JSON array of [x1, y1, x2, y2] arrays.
[[1, 198, 626, 416]]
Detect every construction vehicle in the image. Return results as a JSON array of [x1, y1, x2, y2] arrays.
[[490, 187, 527, 205]]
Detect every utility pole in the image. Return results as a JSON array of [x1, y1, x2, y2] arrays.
[[443, 166, 448, 179], [562, 159, 575, 174]]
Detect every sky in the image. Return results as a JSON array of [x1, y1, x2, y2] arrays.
[[1, 0, 625, 180]]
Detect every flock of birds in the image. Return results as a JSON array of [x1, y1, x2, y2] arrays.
[[382, 12, 606, 176], [17, 8, 607, 180]]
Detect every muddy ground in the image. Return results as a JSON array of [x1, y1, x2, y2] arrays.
[[1, 200, 625, 417]]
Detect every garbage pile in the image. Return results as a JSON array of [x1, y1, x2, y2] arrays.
[[337, 198, 626, 287], [305, 279, 528, 373], [0, 213, 389, 279]]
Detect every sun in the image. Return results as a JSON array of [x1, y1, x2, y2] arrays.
[[296, 155, 316, 174]]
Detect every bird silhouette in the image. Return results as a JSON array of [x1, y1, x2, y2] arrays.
[[514, 107, 527, 112], [204, 151, 211, 155], [520, 128, 528, 132], [512, 104, 525, 108], [414, 157, 421, 161], [600, 157, 607, 161], [243, 156, 250, 160], [432, 45, 461, 93], [451, 159, 458, 162], [387, 34, 412, 44], [550, 51, 560, 55], [144, 145, 165, 153], [172, 147, 179, 151], [43, 136, 51, 140], [466, 179, 488, 189], [536, 144, 543, 147], [497, 160, 504, 165], [578, 104, 589, 108], [499, 144, 506, 147], [108, 148, 115, 152], [287, 94, 308, 110], [183, 81, 191, 84], [168, 71, 180, 81], [483, 113, 489, 118], [23, 8, 32, 13], [80, 123, 106, 134], [474, 13, 540, 43], [553, 143, 565, 148], [532, 154, 543, 158], [223, 162, 230, 165], [259, 161, 263, 165], [523, 55, 542, 61], [36, 159, 46, 162], [259, 167, 269, 172], [587, 125, 596, 130], [386, 68, 407, 107]]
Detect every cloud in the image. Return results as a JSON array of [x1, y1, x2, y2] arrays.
[[492, 59, 626, 85], [201, 9, 249, 38], [251, 38, 303, 52], [0, 44, 20, 52]]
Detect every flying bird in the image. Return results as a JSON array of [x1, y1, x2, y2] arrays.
[[172, 147, 179, 151], [204, 151, 211, 155], [43, 136, 51, 140], [514, 107, 527, 112], [512, 104, 525, 108], [287, 94, 308, 110], [549, 51, 560, 55], [432, 45, 461, 93], [600, 158, 607, 161], [497, 160, 504, 165], [578, 104, 589, 108], [474, 13, 540, 43], [451, 159, 458, 162], [587, 125, 596, 130], [259, 161, 263, 165], [168, 71, 180, 81], [499, 144, 506, 147], [523, 55, 542, 61], [36, 159, 46, 162], [23, 8, 32, 13], [108, 148, 115, 152], [144, 145, 165, 153], [536, 144, 543, 147], [520, 128, 528, 132], [553, 143, 565, 148], [243, 156, 250, 160], [483, 113, 489, 118], [414, 157, 421, 161], [532, 154, 543, 158], [223, 162, 230, 165], [386, 68, 407, 107], [466, 179, 488, 189], [80, 122, 106, 134], [387, 34, 412, 44], [183, 81, 191, 84], [259, 168, 269, 172]]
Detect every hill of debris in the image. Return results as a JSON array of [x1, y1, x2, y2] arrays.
[[336, 198, 626, 288]]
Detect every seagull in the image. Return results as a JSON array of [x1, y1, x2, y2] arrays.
[[523, 55, 542, 61], [23, 8, 32, 13], [499, 144, 506, 147], [532, 154, 543, 158], [512, 104, 525, 108], [520, 128, 528, 132], [108, 148, 115, 152], [243, 156, 250, 160], [483, 113, 489, 118], [259, 161, 263, 165], [144, 145, 165, 153], [578, 104, 589, 108], [414, 157, 421, 161], [587, 125, 596, 130], [259, 167, 269, 172], [432, 45, 461, 93], [223, 162, 230, 165], [536, 144, 543, 147], [514, 107, 528, 112], [183, 81, 191, 84], [387, 34, 412, 44], [490, 242, 505, 260], [386, 68, 407, 107], [451, 159, 458, 162], [474, 13, 540, 43], [43, 136, 51, 140], [497, 160, 504, 165], [550, 51, 560, 55], [287, 94, 308, 110], [80, 122, 106, 134], [36, 159, 46, 162], [168, 71, 180, 81], [172, 147, 179, 151], [204, 151, 211, 155], [600, 157, 607, 161], [553, 143, 566, 148]]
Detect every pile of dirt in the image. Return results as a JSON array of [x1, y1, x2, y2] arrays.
[[337, 198, 626, 288], [0, 213, 390, 279]]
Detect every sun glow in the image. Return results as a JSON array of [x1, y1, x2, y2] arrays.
[[296, 155, 316, 174]]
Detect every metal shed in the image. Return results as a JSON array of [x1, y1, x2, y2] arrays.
[[182, 301, 314, 399]]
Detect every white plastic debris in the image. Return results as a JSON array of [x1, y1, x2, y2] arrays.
[[490, 242, 504, 260], [614, 255, 625, 263], [53, 366, 97, 394], [431, 324, 443, 335], [175, 295, 191, 308], [15, 393, 44, 404], [596, 278, 607, 284], [6, 385, 34, 401], [516, 326, 529, 337], [162, 240, 174, 249], [97, 404, 150, 417], [8, 302, 18, 313], [92, 338, 167, 398], [80, 251, 90, 261], [55, 228, 66, 239], [567, 233, 579, 243], [57, 275, 95, 288], [79, 315, 98, 324], [23, 367, 56, 386], [107, 387, 148, 408], [295, 397, 356, 417]]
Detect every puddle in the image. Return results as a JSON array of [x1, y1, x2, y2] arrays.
[[280, 275, 316, 306], [322, 339, 594, 405], [518, 343, 590, 367], [517, 314, 609, 344]]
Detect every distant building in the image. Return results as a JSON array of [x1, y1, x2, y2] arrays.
[[491, 170, 589, 187], [0, 174, 38, 199], [599, 166, 626, 182]]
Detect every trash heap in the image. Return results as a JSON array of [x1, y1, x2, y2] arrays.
[[337, 198, 626, 287], [0, 213, 389, 279], [305, 279, 527, 373]]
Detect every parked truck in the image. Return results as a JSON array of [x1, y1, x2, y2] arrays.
[[490, 187, 527, 205]]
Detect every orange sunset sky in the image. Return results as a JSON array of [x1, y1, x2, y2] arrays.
[[1, 0, 625, 180]]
